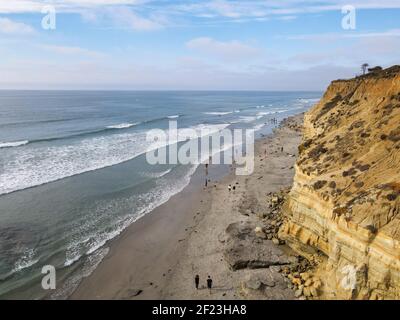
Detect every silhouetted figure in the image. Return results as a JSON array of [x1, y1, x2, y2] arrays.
[[361, 63, 369, 75], [207, 276, 213, 293], [195, 275, 200, 289], [205, 163, 209, 187]]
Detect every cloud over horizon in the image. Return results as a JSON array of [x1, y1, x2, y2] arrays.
[[0, 1, 399, 90], [186, 37, 261, 61], [0, 17, 35, 34]]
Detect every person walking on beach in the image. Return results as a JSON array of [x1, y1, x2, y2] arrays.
[[228, 184, 232, 192], [195, 275, 200, 290], [204, 163, 209, 187], [207, 276, 213, 294]]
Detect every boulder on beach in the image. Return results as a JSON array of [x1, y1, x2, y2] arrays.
[[223, 221, 290, 270]]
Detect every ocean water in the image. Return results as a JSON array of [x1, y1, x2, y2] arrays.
[[0, 91, 321, 299]]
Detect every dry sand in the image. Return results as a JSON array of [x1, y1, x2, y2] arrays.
[[71, 113, 304, 300]]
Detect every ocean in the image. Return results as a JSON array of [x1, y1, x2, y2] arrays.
[[0, 90, 321, 299]]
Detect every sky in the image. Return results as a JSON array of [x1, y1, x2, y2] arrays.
[[0, 0, 399, 90]]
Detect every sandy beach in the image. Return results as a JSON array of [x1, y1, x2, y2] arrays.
[[71, 113, 304, 300]]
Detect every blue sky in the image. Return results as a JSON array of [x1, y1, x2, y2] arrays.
[[0, 0, 399, 90]]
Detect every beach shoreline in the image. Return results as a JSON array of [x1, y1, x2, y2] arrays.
[[70, 113, 305, 300]]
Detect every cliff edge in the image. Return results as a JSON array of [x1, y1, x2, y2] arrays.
[[279, 66, 400, 299]]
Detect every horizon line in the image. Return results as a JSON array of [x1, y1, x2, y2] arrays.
[[0, 88, 324, 93]]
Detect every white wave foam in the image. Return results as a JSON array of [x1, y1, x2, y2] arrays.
[[64, 254, 81, 267], [106, 122, 139, 129], [204, 111, 233, 115], [0, 140, 29, 148], [277, 109, 290, 113], [141, 168, 173, 179], [52, 247, 109, 300], [11, 249, 39, 274], [190, 123, 229, 134], [0, 123, 229, 195], [239, 116, 257, 123], [63, 164, 198, 269], [167, 115, 179, 119], [143, 123, 230, 155], [253, 123, 265, 131], [267, 108, 290, 114], [257, 111, 273, 116], [58, 164, 198, 298]]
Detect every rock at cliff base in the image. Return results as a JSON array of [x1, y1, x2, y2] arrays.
[[224, 221, 290, 270], [241, 269, 296, 300]]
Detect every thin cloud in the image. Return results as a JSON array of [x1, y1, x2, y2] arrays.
[[0, 18, 35, 34], [0, 1, 163, 31], [0, 1, 399, 31], [287, 29, 400, 40], [105, 6, 165, 31], [40, 44, 106, 57], [0, 1, 146, 13], [186, 37, 261, 61], [2, 0, 400, 16], [169, 0, 400, 21], [277, 15, 297, 21]]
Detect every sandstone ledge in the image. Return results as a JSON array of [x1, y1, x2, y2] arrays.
[[280, 66, 400, 300]]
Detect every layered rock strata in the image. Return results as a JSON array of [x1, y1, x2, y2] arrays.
[[279, 66, 400, 299]]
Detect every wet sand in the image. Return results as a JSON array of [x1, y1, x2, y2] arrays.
[[71, 114, 304, 300]]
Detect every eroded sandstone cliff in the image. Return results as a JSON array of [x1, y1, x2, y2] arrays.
[[279, 66, 400, 299]]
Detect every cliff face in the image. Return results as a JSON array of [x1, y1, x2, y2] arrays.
[[279, 66, 400, 299]]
